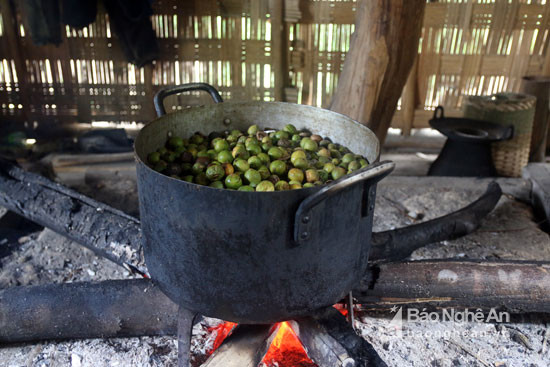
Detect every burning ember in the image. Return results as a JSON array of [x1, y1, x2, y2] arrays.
[[208, 321, 237, 351], [205, 321, 317, 367], [198, 307, 354, 366], [261, 322, 317, 367]]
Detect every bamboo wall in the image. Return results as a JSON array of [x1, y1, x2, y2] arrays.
[[1, 0, 550, 134]]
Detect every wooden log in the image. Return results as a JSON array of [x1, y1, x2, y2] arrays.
[[369, 181, 502, 263], [330, 0, 426, 144], [201, 324, 277, 367], [303, 308, 387, 367], [0, 279, 178, 343], [354, 260, 550, 314], [2, 260, 550, 343], [288, 319, 355, 367], [520, 76, 550, 162], [0, 159, 146, 275]]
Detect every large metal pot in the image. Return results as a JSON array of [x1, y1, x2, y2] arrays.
[[134, 83, 394, 324]]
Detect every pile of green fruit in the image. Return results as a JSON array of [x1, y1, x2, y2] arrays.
[[146, 124, 369, 191]]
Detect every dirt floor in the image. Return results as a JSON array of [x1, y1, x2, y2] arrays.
[[1, 170, 550, 366]]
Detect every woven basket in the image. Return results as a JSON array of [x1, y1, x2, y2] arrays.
[[463, 93, 536, 177]]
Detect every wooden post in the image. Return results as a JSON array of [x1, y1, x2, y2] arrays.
[[520, 76, 550, 162], [330, 0, 426, 144], [401, 57, 418, 136], [269, 0, 286, 102]]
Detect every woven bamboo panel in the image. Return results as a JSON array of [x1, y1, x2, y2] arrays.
[[1, 0, 550, 133], [286, 0, 550, 131], [396, 0, 550, 130], [0, 0, 281, 130]]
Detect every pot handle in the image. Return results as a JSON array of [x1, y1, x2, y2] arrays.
[[433, 106, 444, 119], [154, 83, 223, 117], [293, 161, 395, 246]]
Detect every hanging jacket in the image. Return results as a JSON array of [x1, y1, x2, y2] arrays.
[[21, 0, 62, 46], [61, 0, 97, 29], [102, 0, 159, 67], [21, 0, 159, 67]]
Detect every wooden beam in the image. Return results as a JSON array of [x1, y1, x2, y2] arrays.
[[330, 0, 426, 144]]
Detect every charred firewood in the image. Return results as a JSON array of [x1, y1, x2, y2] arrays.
[[1, 260, 550, 343], [369, 181, 502, 262], [0, 279, 178, 343], [303, 307, 387, 367], [354, 260, 550, 314], [0, 159, 146, 275], [201, 324, 278, 367], [287, 318, 355, 367]]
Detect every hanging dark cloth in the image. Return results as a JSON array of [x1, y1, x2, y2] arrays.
[[20, 0, 159, 66], [61, 0, 97, 29], [102, 0, 159, 67], [21, 0, 62, 46]]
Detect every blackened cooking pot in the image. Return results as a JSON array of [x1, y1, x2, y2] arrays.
[[134, 83, 394, 323]]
